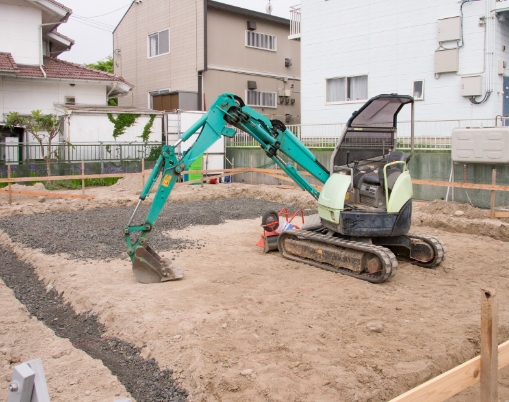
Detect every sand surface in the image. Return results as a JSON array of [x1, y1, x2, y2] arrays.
[[1, 177, 509, 401]]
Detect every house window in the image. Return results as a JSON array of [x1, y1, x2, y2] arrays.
[[246, 90, 277, 108], [413, 80, 424, 100], [148, 29, 170, 58], [326, 75, 368, 103], [245, 31, 277, 51]]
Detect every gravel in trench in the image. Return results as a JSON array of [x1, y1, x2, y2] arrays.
[[0, 245, 188, 401], [0, 198, 297, 260], [0, 197, 302, 401]]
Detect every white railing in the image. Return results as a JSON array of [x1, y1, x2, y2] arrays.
[[289, 5, 301, 39], [226, 118, 506, 150]]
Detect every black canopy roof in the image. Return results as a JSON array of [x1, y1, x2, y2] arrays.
[[347, 94, 413, 129]]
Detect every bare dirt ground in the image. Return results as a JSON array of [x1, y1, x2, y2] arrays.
[[1, 176, 509, 401], [0, 279, 132, 401]]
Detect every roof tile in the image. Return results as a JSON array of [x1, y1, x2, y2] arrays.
[[0, 53, 18, 71], [49, 30, 75, 45], [44, 0, 72, 14], [13, 56, 133, 87]]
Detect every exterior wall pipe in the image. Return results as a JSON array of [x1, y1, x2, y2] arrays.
[[38, 22, 62, 78]]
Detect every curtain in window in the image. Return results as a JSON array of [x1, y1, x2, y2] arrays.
[[326, 78, 346, 102], [262, 92, 276, 107], [247, 91, 276, 107], [149, 34, 158, 57], [348, 76, 368, 101], [247, 90, 260, 106], [159, 29, 170, 54]]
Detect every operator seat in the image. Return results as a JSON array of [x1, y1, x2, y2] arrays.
[[360, 151, 407, 190]]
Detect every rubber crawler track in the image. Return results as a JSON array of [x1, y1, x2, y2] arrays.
[[406, 234, 446, 268], [278, 230, 399, 284]]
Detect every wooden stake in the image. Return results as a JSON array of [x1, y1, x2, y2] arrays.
[[490, 169, 497, 219], [81, 160, 85, 199], [250, 154, 253, 185], [141, 158, 145, 188], [388, 340, 509, 402], [481, 288, 498, 402], [7, 164, 12, 205]]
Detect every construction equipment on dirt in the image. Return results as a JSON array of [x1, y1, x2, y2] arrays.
[[257, 208, 305, 253], [125, 93, 445, 284]]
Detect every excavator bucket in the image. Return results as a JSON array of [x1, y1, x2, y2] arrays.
[[132, 245, 183, 284]]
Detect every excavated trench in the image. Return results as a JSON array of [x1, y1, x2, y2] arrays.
[[0, 198, 300, 401], [0, 245, 187, 401]]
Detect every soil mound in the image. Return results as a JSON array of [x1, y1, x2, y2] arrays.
[[418, 199, 487, 219]]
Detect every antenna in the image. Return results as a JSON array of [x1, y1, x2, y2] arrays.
[[266, 0, 272, 15]]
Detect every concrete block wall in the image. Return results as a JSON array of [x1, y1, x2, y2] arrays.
[[226, 149, 509, 209]]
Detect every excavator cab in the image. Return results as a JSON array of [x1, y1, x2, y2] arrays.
[[317, 94, 415, 236]]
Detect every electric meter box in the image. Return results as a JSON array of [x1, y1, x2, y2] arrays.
[[461, 75, 482, 97], [435, 49, 459, 73], [437, 16, 462, 42], [452, 127, 509, 164]]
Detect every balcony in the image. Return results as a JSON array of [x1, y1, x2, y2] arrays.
[[289, 5, 301, 40], [496, 0, 509, 13]]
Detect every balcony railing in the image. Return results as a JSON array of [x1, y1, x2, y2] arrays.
[[289, 5, 301, 40]]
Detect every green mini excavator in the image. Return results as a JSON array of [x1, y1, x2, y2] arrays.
[[125, 93, 445, 284]]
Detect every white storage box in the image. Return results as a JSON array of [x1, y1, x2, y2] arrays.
[[452, 127, 509, 164]]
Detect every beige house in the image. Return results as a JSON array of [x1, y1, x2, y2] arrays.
[[113, 1, 301, 123]]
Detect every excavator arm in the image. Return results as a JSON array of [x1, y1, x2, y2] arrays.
[[125, 93, 329, 283]]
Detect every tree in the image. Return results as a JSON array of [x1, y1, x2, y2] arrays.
[[5, 111, 61, 177], [86, 57, 118, 106], [85, 56, 113, 73]]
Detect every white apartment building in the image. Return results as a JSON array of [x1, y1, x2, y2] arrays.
[[292, 0, 509, 125]]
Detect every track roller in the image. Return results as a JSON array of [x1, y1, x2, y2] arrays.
[[278, 230, 398, 283]]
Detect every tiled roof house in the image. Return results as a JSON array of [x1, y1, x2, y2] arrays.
[[0, 0, 161, 155]]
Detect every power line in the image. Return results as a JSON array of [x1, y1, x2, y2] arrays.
[[74, 3, 132, 19], [69, 17, 112, 33], [69, 18, 112, 32], [71, 15, 114, 29]]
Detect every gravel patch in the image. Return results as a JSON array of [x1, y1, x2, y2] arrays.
[[0, 245, 187, 401], [0, 198, 295, 261]]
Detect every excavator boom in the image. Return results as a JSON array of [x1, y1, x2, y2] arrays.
[[125, 93, 330, 283]]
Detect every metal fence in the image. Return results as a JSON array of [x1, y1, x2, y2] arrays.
[[0, 142, 163, 164], [225, 118, 504, 150], [2, 117, 506, 164]]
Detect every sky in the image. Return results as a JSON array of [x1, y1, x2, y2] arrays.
[[58, 0, 297, 65]]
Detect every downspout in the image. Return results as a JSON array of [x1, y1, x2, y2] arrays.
[[204, 0, 208, 71], [39, 22, 63, 78], [201, 0, 208, 111]]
